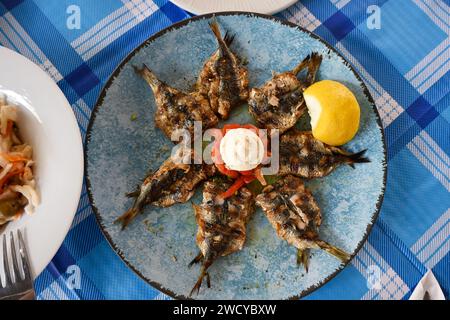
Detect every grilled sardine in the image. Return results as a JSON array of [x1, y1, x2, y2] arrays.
[[135, 64, 218, 139], [248, 53, 322, 133], [116, 149, 215, 229], [190, 177, 255, 296], [196, 20, 249, 119], [279, 130, 369, 178], [256, 175, 350, 270]]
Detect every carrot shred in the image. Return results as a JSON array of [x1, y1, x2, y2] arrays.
[[0, 153, 28, 162], [0, 162, 24, 192]]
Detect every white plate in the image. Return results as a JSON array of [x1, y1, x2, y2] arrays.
[[0, 46, 83, 279], [170, 0, 297, 15]]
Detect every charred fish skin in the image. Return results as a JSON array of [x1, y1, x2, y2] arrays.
[[190, 178, 255, 296], [134, 64, 219, 139], [115, 151, 216, 230], [279, 130, 370, 179], [248, 52, 322, 133], [151, 163, 216, 207], [196, 20, 249, 119], [255, 175, 350, 270]]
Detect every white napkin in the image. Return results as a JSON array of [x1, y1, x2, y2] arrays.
[[409, 270, 445, 300]]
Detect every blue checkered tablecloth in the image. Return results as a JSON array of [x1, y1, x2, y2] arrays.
[[0, 0, 448, 300]]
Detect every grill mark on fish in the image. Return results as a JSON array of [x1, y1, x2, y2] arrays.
[[115, 149, 216, 229], [214, 38, 240, 109], [255, 175, 350, 271], [135, 64, 218, 139], [248, 52, 322, 133], [279, 130, 370, 178], [196, 20, 249, 119], [189, 178, 255, 296]]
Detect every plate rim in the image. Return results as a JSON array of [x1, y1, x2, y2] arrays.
[[0, 46, 84, 279], [169, 0, 299, 15], [85, 12, 388, 300]]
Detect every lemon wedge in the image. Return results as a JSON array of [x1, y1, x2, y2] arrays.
[[304, 80, 360, 146]]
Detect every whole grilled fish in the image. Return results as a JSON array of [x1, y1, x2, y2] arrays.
[[279, 130, 370, 178], [116, 149, 216, 229], [256, 175, 350, 271], [248, 53, 322, 133], [135, 65, 218, 139], [196, 20, 249, 119], [190, 177, 255, 296]]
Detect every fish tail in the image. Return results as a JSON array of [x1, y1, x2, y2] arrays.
[[133, 64, 161, 89], [316, 240, 351, 263], [114, 207, 141, 230], [297, 249, 310, 272], [345, 149, 371, 168], [189, 264, 211, 297], [209, 19, 222, 41], [292, 55, 311, 75], [223, 31, 235, 46], [292, 52, 322, 82], [209, 20, 232, 54], [304, 52, 322, 85]]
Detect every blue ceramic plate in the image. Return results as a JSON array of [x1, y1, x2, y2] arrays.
[[86, 13, 386, 299]]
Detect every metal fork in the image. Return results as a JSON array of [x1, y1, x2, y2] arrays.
[[0, 229, 35, 300]]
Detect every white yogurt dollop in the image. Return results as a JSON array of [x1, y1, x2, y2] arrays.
[[219, 128, 264, 171]]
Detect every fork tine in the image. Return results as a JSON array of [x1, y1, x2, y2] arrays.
[[2, 234, 12, 287], [17, 230, 31, 281], [10, 231, 21, 281]]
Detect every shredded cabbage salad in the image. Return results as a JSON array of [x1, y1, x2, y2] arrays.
[[0, 95, 39, 225]]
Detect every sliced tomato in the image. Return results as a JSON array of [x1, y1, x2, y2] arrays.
[[239, 170, 254, 176], [242, 175, 256, 184], [240, 124, 259, 133], [209, 129, 223, 164], [211, 144, 221, 164], [211, 135, 239, 178], [212, 123, 271, 185], [222, 123, 242, 133], [215, 163, 239, 179]]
